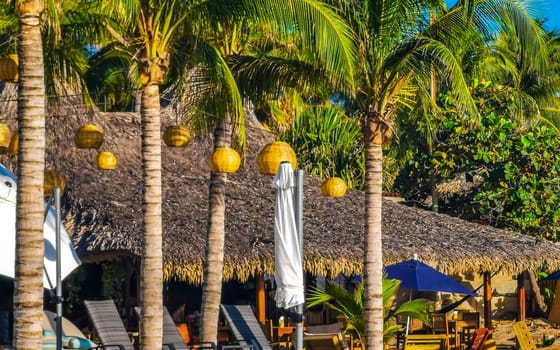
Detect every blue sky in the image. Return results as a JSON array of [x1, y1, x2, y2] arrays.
[[445, 0, 560, 31], [539, 0, 560, 30]]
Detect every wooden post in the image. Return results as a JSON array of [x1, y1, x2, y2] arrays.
[[256, 274, 266, 325], [484, 272, 493, 332], [518, 274, 526, 321]]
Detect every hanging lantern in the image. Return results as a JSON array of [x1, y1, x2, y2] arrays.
[[0, 54, 18, 83], [0, 123, 10, 155], [75, 124, 104, 149], [256, 141, 297, 175], [320, 177, 347, 197], [96, 151, 117, 170], [163, 125, 190, 147], [44, 169, 66, 198], [208, 147, 241, 173], [8, 132, 18, 155]]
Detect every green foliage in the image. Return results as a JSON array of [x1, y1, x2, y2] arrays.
[[396, 81, 560, 238], [85, 47, 135, 111], [278, 104, 365, 190], [307, 277, 430, 345], [101, 262, 127, 304]]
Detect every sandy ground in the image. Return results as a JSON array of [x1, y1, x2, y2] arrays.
[[491, 318, 560, 349]]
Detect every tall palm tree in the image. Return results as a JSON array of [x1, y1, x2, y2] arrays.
[[12, 1, 47, 348], [331, 1, 550, 349], [184, 13, 356, 343], [0, 0, 107, 347]]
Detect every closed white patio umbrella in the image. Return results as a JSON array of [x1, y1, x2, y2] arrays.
[[272, 161, 304, 350]]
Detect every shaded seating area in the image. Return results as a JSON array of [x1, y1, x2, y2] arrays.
[[87, 300, 219, 350], [134, 305, 217, 350], [395, 310, 484, 350]]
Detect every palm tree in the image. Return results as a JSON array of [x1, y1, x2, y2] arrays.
[[12, 1, 47, 348], [0, 0, 107, 347], [186, 13, 356, 343], [331, 1, 550, 349]]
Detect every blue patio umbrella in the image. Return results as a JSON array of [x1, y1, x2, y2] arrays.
[[385, 256, 476, 335], [541, 270, 560, 281], [385, 258, 476, 296]]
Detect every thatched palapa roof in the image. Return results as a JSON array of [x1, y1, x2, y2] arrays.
[[2, 94, 560, 284]]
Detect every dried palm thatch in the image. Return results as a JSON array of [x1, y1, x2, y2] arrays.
[[1, 89, 560, 284]]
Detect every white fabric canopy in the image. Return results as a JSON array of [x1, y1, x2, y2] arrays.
[[0, 163, 80, 289], [272, 162, 304, 309]]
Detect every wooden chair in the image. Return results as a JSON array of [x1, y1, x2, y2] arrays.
[[460, 312, 480, 346], [512, 321, 537, 350], [403, 334, 448, 350], [430, 314, 451, 349], [431, 314, 449, 335], [464, 328, 489, 350]]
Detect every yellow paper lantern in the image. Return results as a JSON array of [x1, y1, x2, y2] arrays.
[[0, 123, 10, 155], [163, 125, 190, 147], [0, 54, 18, 83], [256, 141, 297, 175], [96, 151, 117, 170], [209, 147, 241, 173], [320, 177, 347, 197], [75, 124, 104, 149], [8, 132, 18, 155], [44, 169, 66, 198]]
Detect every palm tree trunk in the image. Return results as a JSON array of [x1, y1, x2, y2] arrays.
[[14, 2, 46, 349], [200, 120, 230, 344], [140, 83, 163, 350], [363, 118, 384, 350]]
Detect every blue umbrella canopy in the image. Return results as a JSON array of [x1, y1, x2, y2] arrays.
[[542, 270, 560, 281], [385, 258, 476, 296]]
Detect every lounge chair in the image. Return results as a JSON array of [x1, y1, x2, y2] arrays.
[[220, 304, 269, 350], [403, 334, 448, 350], [512, 321, 537, 350], [84, 299, 135, 350]]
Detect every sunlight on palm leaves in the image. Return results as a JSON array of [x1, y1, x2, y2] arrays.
[[307, 277, 430, 346]]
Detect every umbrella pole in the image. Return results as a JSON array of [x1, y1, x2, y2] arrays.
[[405, 291, 412, 335], [54, 188, 63, 350], [294, 169, 304, 350]]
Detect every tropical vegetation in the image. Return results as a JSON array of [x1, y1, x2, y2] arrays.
[[396, 81, 560, 239], [278, 101, 365, 190], [307, 277, 431, 346]]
